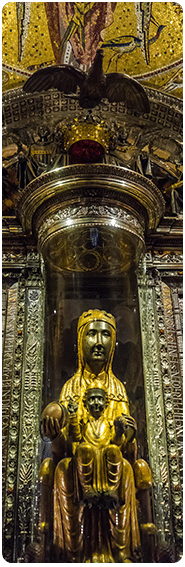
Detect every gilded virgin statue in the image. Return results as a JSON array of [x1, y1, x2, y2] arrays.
[[39, 309, 154, 562]]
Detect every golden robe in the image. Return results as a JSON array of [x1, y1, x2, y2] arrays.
[[53, 368, 140, 562]]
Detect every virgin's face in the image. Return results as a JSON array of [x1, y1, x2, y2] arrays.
[[82, 320, 112, 371]]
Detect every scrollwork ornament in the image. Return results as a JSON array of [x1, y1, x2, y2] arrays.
[[2, 249, 40, 270], [3, 276, 26, 562], [3, 268, 45, 562], [145, 251, 183, 270], [2, 283, 18, 533], [137, 261, 183, 560], [16, 281, 45, 560], [137, 263, 175, 553], [38, 204, 145, 240], [159, 284, 183, 485]]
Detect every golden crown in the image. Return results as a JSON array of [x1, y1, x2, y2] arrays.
[[77, 309, 116, 332], [58, 116, 113, 151]]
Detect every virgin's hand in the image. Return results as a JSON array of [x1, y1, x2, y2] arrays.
[[41, 401, 63, 439], [42, 416, 61, 439]]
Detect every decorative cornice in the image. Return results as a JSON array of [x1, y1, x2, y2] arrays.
[[17, 164, 165, 235], [2, 86, 183, 113], [38, 204, 145, 240], [2, 89, 182, 139], [17, 163, 165, 273], [37, 202, 145, 273], [145, 251, 183, 271], [144, 86, 183, 113]]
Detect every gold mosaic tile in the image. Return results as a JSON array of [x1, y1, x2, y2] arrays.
[[2, 2, 183, 98]]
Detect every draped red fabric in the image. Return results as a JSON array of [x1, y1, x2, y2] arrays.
[[44, 3, 61, 64], [44, 2, 117, 66]]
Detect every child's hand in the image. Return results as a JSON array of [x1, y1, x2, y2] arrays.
[[114, 415, 128, 438], [67, 398, 79, 414], [114, 415, 137, 442]]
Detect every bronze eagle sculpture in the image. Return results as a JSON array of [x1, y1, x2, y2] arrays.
[[23, 49, 150, 114]]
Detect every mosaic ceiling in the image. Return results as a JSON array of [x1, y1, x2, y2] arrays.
[[2, 2, 183, 219], [2, 2, 183, 98]]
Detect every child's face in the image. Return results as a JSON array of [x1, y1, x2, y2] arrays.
[[86, 388, 106, 419]]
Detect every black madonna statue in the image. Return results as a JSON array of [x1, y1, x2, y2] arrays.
[[39, 309, 155, 563]]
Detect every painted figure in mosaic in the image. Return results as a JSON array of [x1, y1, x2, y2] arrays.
[[40, 309, 154, 562], [44, 2, 117, 66]]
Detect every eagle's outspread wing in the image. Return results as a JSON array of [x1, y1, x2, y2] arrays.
[[22, 51, 150, 114], [104, 73, 150, 114], [23, 65, 85, 94]]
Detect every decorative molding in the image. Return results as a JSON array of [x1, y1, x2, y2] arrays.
[[37, 204, 145, 273], [145, 87, 183, 114], [38, 204, 145, 238], [18, 162, 164, 203], [150, 252, 182, 264], [171, 288, 183, 378], [145, 251, 183, 271], [155, 280, 183, 556], [2, 284, 18, 527], [16, 282, 45, 560], [137, 266, 174, 552], [17, 164, 165, 237], [3, 276, 26, 562], [2, 251, 40, 263], [2, 268, 45, 562], [161, 284, 183, 483], [2, 90, 182, 146], [137, 259, 183, 560]]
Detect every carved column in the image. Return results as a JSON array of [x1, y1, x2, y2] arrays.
[[16, 163, 166, 561], [137, 254, 183, 561], [2, 255, 45, 562]]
